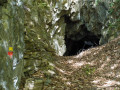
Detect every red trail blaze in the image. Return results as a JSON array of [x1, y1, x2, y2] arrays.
[[8, 52, 13, 59]]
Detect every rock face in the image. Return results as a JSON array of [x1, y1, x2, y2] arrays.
[[23, 0, 56, 76], [0, 0, 24, 90], [49, 0, 119, 55], [24, 0, 119, 57], [48, 0, 118, 56], [100, 0, 120, 44]]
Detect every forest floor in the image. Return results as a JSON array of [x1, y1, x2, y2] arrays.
[[22, 36, 120, 90]]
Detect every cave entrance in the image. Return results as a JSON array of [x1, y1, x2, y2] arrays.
[[63, 15, 100, 56], [64, 34, 100, 56]]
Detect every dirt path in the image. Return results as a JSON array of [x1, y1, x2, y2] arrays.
[[23, 36, 120, 90]]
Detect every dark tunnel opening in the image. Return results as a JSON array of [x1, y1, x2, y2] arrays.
[[63, 15, 100, 56], [64, 34, 100, 56]]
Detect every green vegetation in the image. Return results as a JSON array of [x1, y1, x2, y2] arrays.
[[95, 0, 102, 5], [100, 0, 120, 44], [82, 64, 95, 76], [107, 0, 120, 39], [33, 1, 49, 9], [0, 0, 7, 5]]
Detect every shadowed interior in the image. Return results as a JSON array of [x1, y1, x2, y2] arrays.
[[63, 15, 100, 56]]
